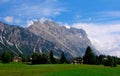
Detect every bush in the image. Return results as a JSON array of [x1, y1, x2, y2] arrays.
[[31, 53, 49, 64], [22, 55, 31, 62], [104, 56, 117, 67], [1, 51, 13, 63]]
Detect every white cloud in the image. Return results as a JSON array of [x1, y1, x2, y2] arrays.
[[39, 17, 52, 23], [26, 17, 52, 27], [1, 0, 66, 26], [59, 22, 71, 29], [4, 16, 21, 24], [71, 23, 120, 57], [10, 0, 66, 18], [98, 11, 120, 17], [91, 11, 120, 23], [4, 16, 14, 23], [26, 20, 34, 27]]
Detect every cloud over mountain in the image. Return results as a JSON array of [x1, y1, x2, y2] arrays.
[[4, 16, 14, 23], [72, 23, 120, 57]]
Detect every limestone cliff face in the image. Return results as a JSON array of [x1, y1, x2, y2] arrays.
[[0, 22, 55, 56], [28, 20, 98, 59], [0, 21, 99, 60]]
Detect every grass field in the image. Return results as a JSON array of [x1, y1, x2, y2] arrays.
[[0, 63, 120, 76]]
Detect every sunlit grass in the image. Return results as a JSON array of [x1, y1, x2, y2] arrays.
[[0, 63, 120, 76]]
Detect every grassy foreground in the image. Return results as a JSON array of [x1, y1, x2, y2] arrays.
[[0, 63, 120, 76]]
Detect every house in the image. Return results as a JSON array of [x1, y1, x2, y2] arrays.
[[71, 57, 83, 64], [13, 56, 22, 62]]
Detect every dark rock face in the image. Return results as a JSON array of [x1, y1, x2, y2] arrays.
[[0, 22, 56, 56], [0, 21, 99, 60]]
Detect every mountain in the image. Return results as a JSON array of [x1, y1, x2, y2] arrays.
[[0, 22, 56, 56], [28, 20, 99, 58], [0, 21, 99, 60]]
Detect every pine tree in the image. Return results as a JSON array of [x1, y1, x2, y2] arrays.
[[113, 57, 117, 67], [31, 53, 40, 64], [96, 56, 100, 65], [41, 53, 49, 64], [60, 52, 67, 64], [49, 51, 55, 64], [83, 46, 96, 64]]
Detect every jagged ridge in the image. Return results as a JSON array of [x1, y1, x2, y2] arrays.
[[0, 21, 99, 60]]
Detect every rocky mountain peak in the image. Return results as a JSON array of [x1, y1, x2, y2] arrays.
[[43, 20, 60, 27], [0, 21, 99, 60], [28, 20, 99, 59]]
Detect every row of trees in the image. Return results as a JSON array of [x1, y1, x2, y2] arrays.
[[0, 51, 68, 64], [83, 46, 117, 67], [31, 51, 68, 64], [1, 47, 120, 67]]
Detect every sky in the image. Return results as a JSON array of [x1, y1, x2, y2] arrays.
[[0, 0, 120, 56]]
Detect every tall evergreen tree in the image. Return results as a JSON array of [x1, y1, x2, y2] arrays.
[[83, 46, 96, 64], [31, 53, 40, 64], [60, 52, 67, 64], [113, 57, 117, 67], [49, 51, 55, 64], [96, 56, 100, 65], [41, 53, 49, 64]]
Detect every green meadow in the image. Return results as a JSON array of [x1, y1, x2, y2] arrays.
[[0, 63, 120, 76]]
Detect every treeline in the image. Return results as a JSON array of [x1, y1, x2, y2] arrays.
[[0, 47, 120, 67], [0, 51, 68, 64], [83, 46, 118, 67], [31, 51, 68, 64]]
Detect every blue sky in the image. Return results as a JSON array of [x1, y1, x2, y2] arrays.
[[1, 0, 120, 56], [1, 0, 120, 25]]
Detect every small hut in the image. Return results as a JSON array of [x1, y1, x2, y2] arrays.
[[13, 56, 22, 62]]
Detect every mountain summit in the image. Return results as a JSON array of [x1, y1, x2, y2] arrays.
[[28, 20, 99, 58], [0, 20, 99, 59]]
